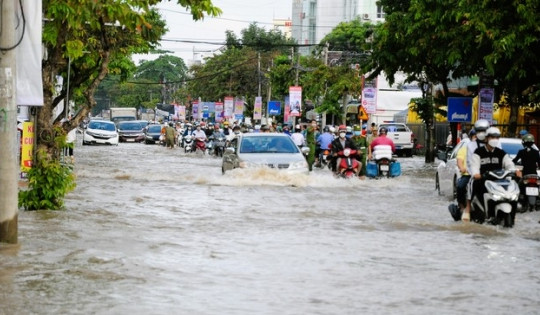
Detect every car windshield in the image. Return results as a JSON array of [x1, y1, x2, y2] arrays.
[[380, 124, 408, 132], [240, 136, 299, 154], [88, 121, 115, 131], [119, 122, 143, 130], [501, 140, 522, 156], [147, 125, 163, 132]]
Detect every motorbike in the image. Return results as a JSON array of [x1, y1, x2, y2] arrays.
[[336, 148, 359, 178], [193, 137, 206, 154], [368, 145, 400, 178], [206, 136, 214, 155], [470, 169, 519, 228], [176, 129, 183, 148], [318, 149, 331, 169], [183, 134, 193, 153], [518, 173, 539, 212], [213, 136, 226, 157]]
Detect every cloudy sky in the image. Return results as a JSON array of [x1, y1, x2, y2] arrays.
[[133, 0, 293, 64]]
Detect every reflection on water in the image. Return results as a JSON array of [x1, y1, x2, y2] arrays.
[[1, 141, 540, 314]]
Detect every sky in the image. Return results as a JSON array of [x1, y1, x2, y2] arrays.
[[132, 0, 293, 65]]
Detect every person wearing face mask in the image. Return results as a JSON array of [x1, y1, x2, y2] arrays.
[[330, 125, 358, 173], [462, 119, 490, 221], [469, 127, 520, 215], [513, 133, 540, 212]]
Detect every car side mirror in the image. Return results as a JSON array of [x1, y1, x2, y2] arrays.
[[225, 147, 235, 154], [436, 151, 448, 162], [301, 147, 310, 155]]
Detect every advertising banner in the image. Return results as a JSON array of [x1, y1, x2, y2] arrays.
[[447, 97, 473, 122], [362, 76, 378, 114], [478, 88, 494, 124], [215, 102, 224, 122], [234, 98, 244, 115], [268, 101, 281, 116], [178, 105, 186, 121], [289, 86, 302, 117], [16, 1, 43, 106], [192, 101, 199, 119], [224, 97, 234, 118], [254, 96, 262, 120], [20, 121, 34, 177]]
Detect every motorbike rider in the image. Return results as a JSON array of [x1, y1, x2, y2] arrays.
[[315, 126, 334, 167], [330, 125, 358, 173], [448, 129, 476, 221], [462, 119, 490, 221], [469, 127, 521, 218], [367, 126, 395, 161], [512, 133, 540, 211], [291, 125, 305, 147], [191, 124, 207, 151], [351, 125, 368, 177], [513, 133, 540, 176]]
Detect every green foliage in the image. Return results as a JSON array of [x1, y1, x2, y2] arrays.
[[19, 149, 76, 211]]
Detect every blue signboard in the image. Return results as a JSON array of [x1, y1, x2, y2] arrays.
[[447, 97, 473, 122], [268, 101, 282, 116]]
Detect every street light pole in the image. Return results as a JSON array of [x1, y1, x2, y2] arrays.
[[0, 0, 18, 244], [65, 57, 71, 120]]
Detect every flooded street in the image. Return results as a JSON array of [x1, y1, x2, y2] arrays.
[[2, 137, 540, 314]]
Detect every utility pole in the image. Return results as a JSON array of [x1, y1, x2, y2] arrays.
[[0, 0, 19, 244]]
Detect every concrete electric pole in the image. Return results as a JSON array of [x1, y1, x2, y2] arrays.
[[0, 0, 19, 244]]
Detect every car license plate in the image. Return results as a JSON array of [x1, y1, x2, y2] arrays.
[[380, 165, 389, 171], [525, 187, 539, 196]]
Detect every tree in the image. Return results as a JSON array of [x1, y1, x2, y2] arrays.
[[188, 24, 294, 117], [21, 0, 221, 210]]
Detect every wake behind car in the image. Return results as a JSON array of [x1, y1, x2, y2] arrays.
[[117, 121, 145, 143], [222, 133, 309, 174], [82, 120, 119, 145]]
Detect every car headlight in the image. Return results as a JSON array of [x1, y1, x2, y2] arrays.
[[289, 160, 308, 169]]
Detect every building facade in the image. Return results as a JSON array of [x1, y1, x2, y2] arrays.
[[292, 0, 384, 55]]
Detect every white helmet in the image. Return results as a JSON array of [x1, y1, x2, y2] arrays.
[[474, 119, 490, 132], [346, 126, 352, 133], [486, 127, 501, 138]]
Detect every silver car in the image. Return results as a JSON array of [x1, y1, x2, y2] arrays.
[[436, 137, 523, 199], [222, 133, 309, 174]]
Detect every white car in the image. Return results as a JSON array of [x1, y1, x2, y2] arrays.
[[222, 133, 310, 174], [82, 120, 119, 145], [436, 137, 523, 198]]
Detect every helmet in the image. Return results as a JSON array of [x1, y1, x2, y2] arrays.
[[362, 124, 367, 129], [223, 121, 229, 126], [346, 126, 352, 133], [379, 127, 388, 135], [338, 125, 347, 132], [474, 119, 489, 132], [323, 126, 330, 132], [522, 133, 535, 144], [168, 122, 173, 127], [519, 129, 528, 136], [486, 127, 501, 138], [353, 125, 361, 131], [468, 128, 476, 136], [329, 126, 336, 133]]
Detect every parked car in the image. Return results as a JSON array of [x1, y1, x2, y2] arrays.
[[436, 137, 524, 198], [144, 124, 164, 144], [117, 121, 145, 143], [222, 133, 309, 174], [82, 120, 119, 145]]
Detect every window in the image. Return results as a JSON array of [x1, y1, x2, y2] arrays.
[[377, 5, 385, 19]]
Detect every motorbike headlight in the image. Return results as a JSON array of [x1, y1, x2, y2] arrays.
[[491, 194, 502, 201]]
